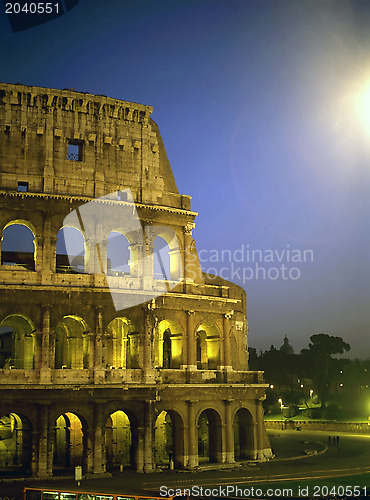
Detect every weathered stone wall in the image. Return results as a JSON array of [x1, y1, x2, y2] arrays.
[[265, 420, 370, 434], [0, 83, 183, 207], [0, 83, 271, 477]]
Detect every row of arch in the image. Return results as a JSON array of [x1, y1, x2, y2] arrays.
[[0, 314, 221, 370], [0, 407, 254, 475], [1, 222, 180, 280]]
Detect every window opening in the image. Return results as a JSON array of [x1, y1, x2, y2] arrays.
[[17, 181, 28, 192], [67, 142, 82, 161]]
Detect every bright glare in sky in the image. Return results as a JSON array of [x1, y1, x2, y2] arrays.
[[356, 83, 370, 133]]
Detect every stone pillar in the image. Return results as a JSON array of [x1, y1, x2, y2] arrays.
[[31, 430, 39, 476], [183, 223, 196, 283], [88, 332, 95, 370], [92, 404, 105, 474], [40, 305, 52, 383], [94, 307, 104, 383], [223, 312, 233, 371], [186, 310, 196, 371], [224, 400, 235, 463], [143, 401, 154, 472], [41, 215, 56, 274], [169, 247, 182, 281], [128, 242, 144, 279], [186, 400, 198, 467], [256, 398, 265, 460], [136, 426, 145, 472], [37, 405, 51, 478], [142, 226, 155, 290], [34, 236, 44, 272], [34, 332, 42, 371], [142, 303, 155, 383]]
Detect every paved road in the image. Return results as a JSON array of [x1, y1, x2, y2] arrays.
[[1, 431, 370, 499]]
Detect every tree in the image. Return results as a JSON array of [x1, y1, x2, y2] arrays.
[[301, 333, 350, 407]]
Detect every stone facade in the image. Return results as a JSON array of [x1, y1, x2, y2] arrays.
[[0, 82, 271, 478]]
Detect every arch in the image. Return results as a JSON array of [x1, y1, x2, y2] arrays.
[[155, 320, 183, 369], [151, 227, 182, 281], [55, 316, 89, 369], [56, 226, 85, 273], [197, 408, 222, 463], [105, 318, 139, 369], [105, 410, 137, 470], [196, 322, 220, 370], [1, 221, 36, 271], [154, 410, 184, 469], [153, 236, 171, 280], [233, 408, 255, 460], [0, 412, 32, 475], [107, 231, 130, 276], [0, 315, 35, 369], [53, 412, 86, 472]]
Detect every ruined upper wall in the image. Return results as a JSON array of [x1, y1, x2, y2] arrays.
[[0, 83, 190, 210]]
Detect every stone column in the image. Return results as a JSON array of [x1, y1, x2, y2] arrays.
[[183, 223, 196, 284], [41, 215, 56, 274], [36, 405, 51, 478], [169, 247, 181, 281], [136, 426, 145, 472], [143, 401, 154, 472], [34, 332, 42, 371], [94, 307, 104, 383], [88, 332, 95, 371], [92, 404, 105, 474], [224, 400, 235, 463], [128, 242, 144, 279], [142, 225, 155, 290], [223, 312, 233, 370], [34, 236, 44, 273], [186, 400, 198, 467], [31, 430, 39, 476], [256, 398, 265, 460], [142, 303, 155, 383], [186, 310, 196, 371], [40, 305, 52, 383], [41, 306, 50, 367]]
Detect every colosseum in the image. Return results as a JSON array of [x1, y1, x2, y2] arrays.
[[0, 82, 272, 479]]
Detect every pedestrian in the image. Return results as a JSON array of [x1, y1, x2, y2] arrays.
[[336, 435, 339, 444], [328, 435, 331, 444]]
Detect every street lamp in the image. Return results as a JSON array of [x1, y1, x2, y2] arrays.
[[278, 398, 283, 416]]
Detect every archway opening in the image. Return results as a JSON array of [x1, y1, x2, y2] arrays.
[[197, 409, 222, 463], [55, 316, 89, 369], [1, 223, 35, 271], [196, 323, 220, 370], [105, 318, 139, 369], [233, 408, 254, 460], [153, 236, 171, 280], [154, 410, 182, 468], [0, 413, 32, 476], [54, 412, 85, 473], [107, 232, 130, 276], [155, 320, 183, 369], [105, 410, 136, 471], [56, 227, 85, 273], [0, 315, 35, 369]]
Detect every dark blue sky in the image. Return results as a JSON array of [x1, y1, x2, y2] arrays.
[[1, 0, 370, 357]]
